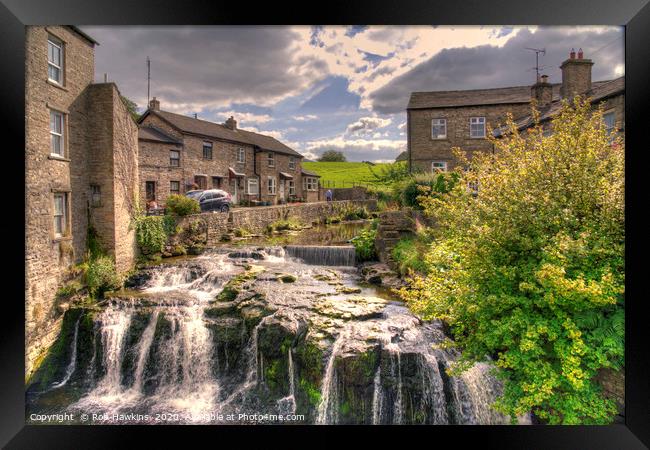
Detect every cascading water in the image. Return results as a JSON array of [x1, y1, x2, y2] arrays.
[[285, 245, 355, 266], [28, 247, 521, 425], [50, 316, 81, 390]]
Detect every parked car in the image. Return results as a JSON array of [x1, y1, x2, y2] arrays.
[[196, 189, 231, 213], [185, 190, 204, 200]]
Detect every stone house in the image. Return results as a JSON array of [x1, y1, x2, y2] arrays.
[[137, 100, 320, 206], [25, 26, 139, 375], [407, 50, 624, 172]]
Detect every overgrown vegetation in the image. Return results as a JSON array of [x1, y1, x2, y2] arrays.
[[350, 220, 378, 262], [398, 99, 625, 424], [165, 194, 200, 216], [318, 150, 347, 162], [391, 234, 431, 276], [324, 204, 371, 224], [265, 217, 304, 234], [394, 171, 460, 209], [82, 255, 122, 299], [134, 215, 168, 256]]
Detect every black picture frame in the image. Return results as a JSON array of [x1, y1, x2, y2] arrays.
[[2, 0, 648, 447]]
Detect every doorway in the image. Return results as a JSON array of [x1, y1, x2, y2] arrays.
[[230, 178, 239, 204], [145, 181, 156, 202]]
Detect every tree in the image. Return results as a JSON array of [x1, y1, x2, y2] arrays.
[[398, 98, 624, 424], [121, 95, 141, 122], [318, 150, 347, 162]]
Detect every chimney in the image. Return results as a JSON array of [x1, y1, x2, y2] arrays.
[[225, 116, 237, 130], [531, 74, 553, 107], [149, 96, 160, 111], [560, 49, 593, 99]]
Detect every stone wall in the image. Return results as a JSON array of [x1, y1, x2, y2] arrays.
[[408, 102, 531, 172], [320, 186, 368, 201], [176, 200, 377, 246], [25, 26, 95, 375], [374, 209, 417, 267]]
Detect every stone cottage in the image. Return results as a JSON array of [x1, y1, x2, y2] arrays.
[[406, 50, 624, 172], [138, 100, 320, 206], [25, 26, 139, 375]]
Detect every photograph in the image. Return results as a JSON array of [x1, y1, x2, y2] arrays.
[[20, 23, 630, 427]]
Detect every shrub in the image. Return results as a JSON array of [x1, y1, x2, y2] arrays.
[[162, 214, 178, 236], [351, 221, 378, 262], [266, 218, 303, 233], [318, 150, 347, 162], [391, 237, 430, 275], [134, 215, 167, 255], [399, 172, 460, 209], [165, 194, 200, 216], [398, 99, 625, 424], [84, 255, 122, 299], [55, 280, 83, 299]]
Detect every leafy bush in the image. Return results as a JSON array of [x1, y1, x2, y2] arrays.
[[266, 218, 303, 233], [165, 194, 200, 216], [84, 255, 122, 299], [398, 99, 625, 424], [162, 214, 178, 236], [391, 237, 430, 275], [55, 280, 83, 299], [134, 215, 167, 255], [398, 172, 460, 209], [368, 160, 412, 184], [351, 221, 378, 262], [318, 150, 347, 162]]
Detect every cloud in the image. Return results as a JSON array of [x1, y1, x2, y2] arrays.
[[292, 114, 318, 121], [300, 135, 405, 162], [212, 111, 272, 126], [345, 116, 392, 135], [82, 26, 328, 114], [370, 26, 623, 113]]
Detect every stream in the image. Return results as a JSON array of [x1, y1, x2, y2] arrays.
[[26, 236, 518, 425]]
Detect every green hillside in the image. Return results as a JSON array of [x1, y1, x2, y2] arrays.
[[302, 162, 392, 187]]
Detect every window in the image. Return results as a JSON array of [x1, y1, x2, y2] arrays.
[[203, 141, 213, 160], [267, 176, 277, 194], [170, 181, 180, 195], [303, 177, 318, 191], [170, 150, 180, 167], [247, 178, 259, 195], [432, 161, 448, 172], [431, 118, 447, 139], [145, 181, 156, 201], [194, 175, 207, 190], [53, 192, 68, 238], [47, 36, 63, 85], [288, 156, 296, 170], [267, 152, 275, 167], [603, 111, 616, 135], [288, 180, 296, 196], [50, 110, 65, 157], [212, 177, 222, 189], [237, 148, 246, 163], [90, 184, 101, 207], [470, 117, 486, 138]]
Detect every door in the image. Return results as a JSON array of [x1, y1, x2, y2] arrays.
[[279, 179, 285, 202], [145, 181, 156, 202], [230, 179, 238, 204], [194, 176, 207, 190]]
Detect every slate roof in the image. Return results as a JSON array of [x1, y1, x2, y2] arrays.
[[138, 126, 182, 144], [407, 81, 612, 110], [301, 168, 321, 177], [495, 77, 625, 135], [141, 109, 302, 157]]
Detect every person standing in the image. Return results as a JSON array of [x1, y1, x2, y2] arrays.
[[325, 189, 333, 201]]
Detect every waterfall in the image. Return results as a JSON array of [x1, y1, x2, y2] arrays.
[[285, 245, 355, 266], [417, 353, 449, 424], [316, 334, 345, 424], [276, 349, 296, 415], [371, 368, 383, 425], [130, 311, 159, 393], [95, 305, 133, 395], [392, 349, 404, 425], [50, 316, 81, 390]]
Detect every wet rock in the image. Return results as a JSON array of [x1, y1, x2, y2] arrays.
[[359, 263, 404, 288], [228, 251, 265, 260], [313, 295, 389, 321], [277, 274, 297, 283]]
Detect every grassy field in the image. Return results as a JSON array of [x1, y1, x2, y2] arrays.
[[302, 161, 392, 187]]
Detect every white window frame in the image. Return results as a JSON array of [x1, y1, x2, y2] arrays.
[[470, 117, 486, 138], [237, 147, 246, 163], [47, 36, 64, 85], [267, 176, 276, 195], [170, 149, 180, 167], [247, 178, 259, 195], [50, 109, 65, 157], [603, 110, 616, 135], [288, 156, 296, 170], [303, 177, 318, 191], [53, 192, 68, 238], [431, 118, 447, 139], [288, 180, 296, 196], [432, 161, 448, 172], [267, 152, 275, 167]]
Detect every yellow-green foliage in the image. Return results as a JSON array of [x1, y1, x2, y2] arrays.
[[398, 98, 625, 424], [165, 194, 200, 216]]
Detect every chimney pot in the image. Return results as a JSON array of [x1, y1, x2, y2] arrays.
[[577, 48, 584, 59], [570, 48, 576, 59], [225, 116, 237, 130]]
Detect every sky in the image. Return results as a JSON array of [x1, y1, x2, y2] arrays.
[[80, 26, 624, 162]]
